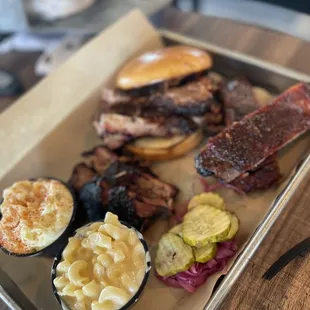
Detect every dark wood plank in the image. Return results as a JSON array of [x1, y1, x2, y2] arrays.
[[1, 7, 310, 310], [220, 174, 310, 310], [154, 7, 310, 74]]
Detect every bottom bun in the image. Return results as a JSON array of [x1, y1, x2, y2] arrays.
[[126, 130, 204, 161]]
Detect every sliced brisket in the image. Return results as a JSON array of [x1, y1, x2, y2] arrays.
[[196, 83, 310, 182], [102, 77, 218, 117], [94, 113, 198, 144], [150, 77, 216, 116], [101, 161, 177, 212], [102, 88, 132, 106]]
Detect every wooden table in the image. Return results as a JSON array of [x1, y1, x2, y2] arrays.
[[1, 7, 310, 310]]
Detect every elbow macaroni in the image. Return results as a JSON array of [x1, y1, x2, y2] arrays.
[[0, 179, 74, 254], [54, 212, 146, 310]]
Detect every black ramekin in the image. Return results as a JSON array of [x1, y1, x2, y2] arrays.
[[51, 221, 151, 310], [0, 177, 78, 258]]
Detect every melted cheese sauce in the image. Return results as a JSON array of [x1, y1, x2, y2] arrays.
[[0, 179, 74, 254]]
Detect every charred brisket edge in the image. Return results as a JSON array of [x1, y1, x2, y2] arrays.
[[69, 146, 178, 231], [150, 96, 216, 116]]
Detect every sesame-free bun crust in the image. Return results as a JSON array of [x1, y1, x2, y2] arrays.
[[116, 46, 213, 90]]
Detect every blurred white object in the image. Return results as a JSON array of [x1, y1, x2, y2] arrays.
[[35, 36, 87, 75], [1, 0, 171, 33], [0, 33, 62, 53], [24, 0, 95, 20], [0, 33, 86, 76]]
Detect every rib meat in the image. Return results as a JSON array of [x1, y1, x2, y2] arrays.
[[219, 78, 259, 126], [196, 83, 310, 182], [231, 154, 281, 192]]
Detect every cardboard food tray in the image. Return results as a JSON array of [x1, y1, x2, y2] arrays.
[[1, 9, 310, 310]]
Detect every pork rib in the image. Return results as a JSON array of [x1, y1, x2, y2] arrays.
[[196, 83, 310, 182], [230, 154, 281, 192]]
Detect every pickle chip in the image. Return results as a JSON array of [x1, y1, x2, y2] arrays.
[[194, 243, 217, 263], [168, 224, 183, 236], [183, 205, 231, 247], [222, 213, 239, 241], [155, 233, 194, 277], [188, 193, 225, 210]]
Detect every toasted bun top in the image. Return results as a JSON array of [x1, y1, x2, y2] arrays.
[[116, 45, 212, 90]]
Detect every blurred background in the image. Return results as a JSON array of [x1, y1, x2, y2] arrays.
[[1, 1, 310, 36], [0, 0, 310, 109]]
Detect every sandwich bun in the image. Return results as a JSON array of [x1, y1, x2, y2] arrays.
[[126, 130, 204, 161], [117, 46, 212, 90]]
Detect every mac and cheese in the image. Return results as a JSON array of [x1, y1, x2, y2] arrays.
[[54, 212, 146, 310], [0, 179, 74, 254]]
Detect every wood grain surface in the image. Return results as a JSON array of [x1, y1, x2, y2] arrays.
[[1, 7, 310, 310]]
